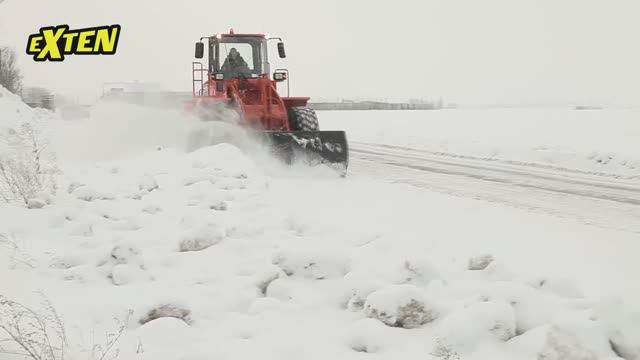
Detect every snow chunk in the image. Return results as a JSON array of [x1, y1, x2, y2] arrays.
[[67, 182, 85, 194], [139, 304, 192, 325], [226, 222, 264, 239], [364, 284, 438, 328], [468, 254, 494, 270], [111, 263, 147, 286], [508, 317, 619, 360], [179, 223, 226, 252], [142, 204, 162, 214], [98, 243, 144, 270], [215, 178, 247, 190], [27, 198, 46, 209], [72, 186, 115, 201], [344, 257, 442, 310], [272, 249, 351, 280], [610, 334, 640, 360], [138, 174, 159, 192], [347, 293, 367, 312], [96, 243, 148, 284], [256, 271, 280, 295], [109, 244, 143, 265], [594, 299, 640, 360], [110, 217, 142, 231], [538, 325, 597, 360], [439, 300, 516, 351], [69, 223, 94, 237], [247, 297, 287, 315], [346, 318, 388, 354], [263, 277, 294, 301], [529, 277, 584, 299], [480, 281, 569, 334], [183, 174, 217, 186], [401, 257, 441, 285], [283, 216, 311, 236], [347, 256, 441, 289], [208, 201, 227, 211]]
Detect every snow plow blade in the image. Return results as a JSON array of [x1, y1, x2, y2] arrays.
[[266, 130, 349, 173]]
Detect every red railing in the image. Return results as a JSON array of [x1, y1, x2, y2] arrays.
[[192, 62, 209, 96]]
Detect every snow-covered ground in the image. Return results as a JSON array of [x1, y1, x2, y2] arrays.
[[321, 108, 640, 178], [1, 90, 639, 360]]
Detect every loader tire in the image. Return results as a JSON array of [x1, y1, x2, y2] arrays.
[[287, 107, 319, 131]]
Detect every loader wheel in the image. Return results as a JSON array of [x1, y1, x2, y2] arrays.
[[287, 107, 319, 131]]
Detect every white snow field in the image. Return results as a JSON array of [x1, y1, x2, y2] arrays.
[[1, 88, 640, 360], [322, 108, 640, 178]]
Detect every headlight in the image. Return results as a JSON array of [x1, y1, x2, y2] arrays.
[[214, 73, 224, 80], [273, 72, 286, 81]]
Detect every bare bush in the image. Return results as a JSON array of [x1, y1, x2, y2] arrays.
[[0, 232, 36, 269], [89, 310, 132, 360], [0, 295, 67, 360], [0, 294, 131, 360], [0, 122, 57, 205], [430, 338, 461, 360], [0, 47, 22, 94]]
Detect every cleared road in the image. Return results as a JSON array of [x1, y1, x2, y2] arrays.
[[351, 142, 640, 234]]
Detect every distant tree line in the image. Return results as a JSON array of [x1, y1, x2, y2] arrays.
[[0, 47, 22, 94], [309, 98, 449, 111]]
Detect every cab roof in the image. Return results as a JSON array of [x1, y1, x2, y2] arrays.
[[215, 28, 266, 38]]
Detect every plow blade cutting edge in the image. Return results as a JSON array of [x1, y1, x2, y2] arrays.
[[265, 130, 349, 173]]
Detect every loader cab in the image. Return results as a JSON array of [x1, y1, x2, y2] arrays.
[[194, 31, 287, 82], [192, 31, 290, 97], [207, 34, 269, 80]]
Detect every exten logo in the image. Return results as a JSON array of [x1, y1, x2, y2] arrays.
[[26, 24, 121, 62]]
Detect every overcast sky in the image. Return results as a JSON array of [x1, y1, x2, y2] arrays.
[[1, 0, 639, 105]]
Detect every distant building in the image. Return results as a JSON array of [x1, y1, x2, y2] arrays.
[[21, 87, 55, 110], [100, 81, 190, 108], [102, 81, 162, 96]]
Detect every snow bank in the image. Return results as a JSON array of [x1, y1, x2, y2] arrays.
[[0, 85, 58, 132], [0, 85, 39, 124], [0, 85, 60, 206]]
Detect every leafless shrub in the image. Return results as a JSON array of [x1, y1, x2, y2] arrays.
[[0, 47, 22, 94], [0, 294, 130, 360], [89, 310, 132, 360], [0, 294, 67, 360], [0, 122, 57, 205], [0, 232, 36, 269], [430, 338, 461, 360]]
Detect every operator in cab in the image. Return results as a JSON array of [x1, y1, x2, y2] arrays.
[[221, 48, 252, 78]]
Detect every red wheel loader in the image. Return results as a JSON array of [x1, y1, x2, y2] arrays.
[[186, 29, 348, 172]]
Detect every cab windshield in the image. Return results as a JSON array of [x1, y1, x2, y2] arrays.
[[210, 36, 268, 78]]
